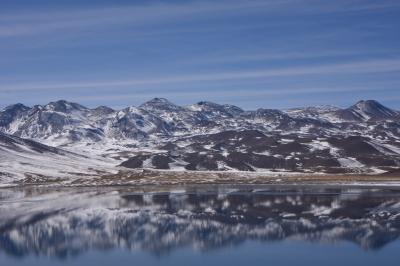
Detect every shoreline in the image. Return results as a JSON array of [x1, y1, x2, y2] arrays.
[[2, 169, 400, 188]]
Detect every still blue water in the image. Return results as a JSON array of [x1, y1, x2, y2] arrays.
[[0, 185, 399, 265]]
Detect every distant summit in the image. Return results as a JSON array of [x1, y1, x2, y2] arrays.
[[348, 100, 398, 121], [140, 98, 181, 111], [44, 100, 87, 113]]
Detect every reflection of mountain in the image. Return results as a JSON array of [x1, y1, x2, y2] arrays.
[[0, 187, 400, 258]]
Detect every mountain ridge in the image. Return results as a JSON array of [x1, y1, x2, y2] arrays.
[[0, 98, 399, 181]]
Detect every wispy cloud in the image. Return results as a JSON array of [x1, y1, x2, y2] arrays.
[[0, 1, 288, 37], [1, 58, 399, 92], [1, 0, 399, 38], [60, 86, 387, 103], [188, 50, 393, 65]]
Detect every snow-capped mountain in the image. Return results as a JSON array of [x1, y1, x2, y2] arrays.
[[0, 98, 399, 181], [344, 100, 399, 121], [287, 100, 399, 122], [0, 103, 30, 128]]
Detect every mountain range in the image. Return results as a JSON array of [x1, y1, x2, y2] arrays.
[[1, 98, 399, 184]]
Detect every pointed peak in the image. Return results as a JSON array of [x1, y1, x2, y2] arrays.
[[144, 98, 171, 104], [351, 99, 387, 110], [45, 100, 87, 112], [140, 98, 182, 111], [349, 99, 397, 120], [354, 99, 380, 107]]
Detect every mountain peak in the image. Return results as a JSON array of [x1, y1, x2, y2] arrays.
[[354, 99, 380, 108], [154, 97, 169, 102], [45, 100, 87, 113], [140, 98, 182, 112], [349, 100, 397, 120], [144, 98, 171, 105]]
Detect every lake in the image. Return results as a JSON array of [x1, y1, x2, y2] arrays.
[[0, 185, 399, 266]]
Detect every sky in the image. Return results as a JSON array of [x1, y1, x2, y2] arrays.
[[1, 0, 400, 110]]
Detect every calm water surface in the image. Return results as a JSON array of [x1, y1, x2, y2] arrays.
[[0, 185, 399, 265]]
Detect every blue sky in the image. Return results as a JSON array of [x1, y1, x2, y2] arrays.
[[1, 0, 400, 110]]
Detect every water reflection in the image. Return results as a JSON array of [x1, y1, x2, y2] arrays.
[[0, 186, 400, 259]]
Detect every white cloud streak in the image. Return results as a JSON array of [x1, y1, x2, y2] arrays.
[[0, 1, 290, 37], [57, 86, 385, 103], [1, 0, 399, 38], [189, 50, 391, 65], [1, 58, 399, 92]]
